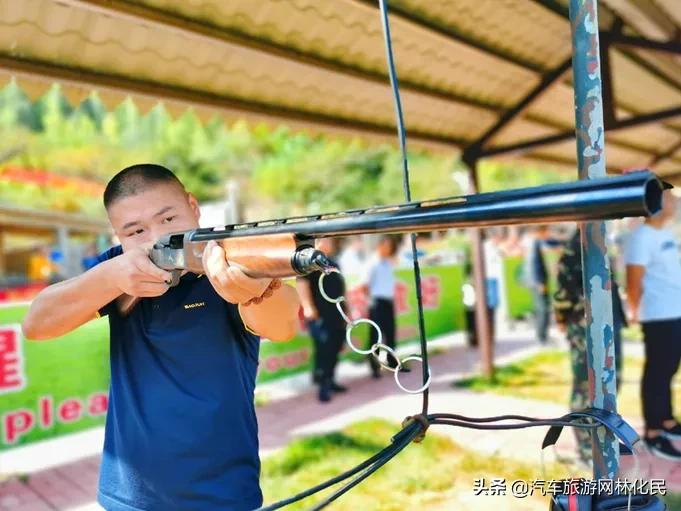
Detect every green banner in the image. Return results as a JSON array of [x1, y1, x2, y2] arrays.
[[0, 305, 110, 450], [504, 256, 533, 319], [504, 254, 559, 319]]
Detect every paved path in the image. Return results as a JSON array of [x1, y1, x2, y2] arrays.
[[1, 332, 679, 510]]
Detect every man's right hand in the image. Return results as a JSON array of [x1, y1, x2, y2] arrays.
[[109, 247, 173, 298]]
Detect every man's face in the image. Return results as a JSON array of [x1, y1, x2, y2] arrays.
[[107, 181, 200, 251], [536, 226, 550, 239], [378, 239, 394, 258]]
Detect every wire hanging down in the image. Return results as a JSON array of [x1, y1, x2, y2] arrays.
[[376, 0, 432, 416]]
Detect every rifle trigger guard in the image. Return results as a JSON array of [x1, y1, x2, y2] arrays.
[[166, 269, 182, 288]]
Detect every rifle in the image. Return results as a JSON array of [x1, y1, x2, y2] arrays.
[[119, 170, 665, 314]]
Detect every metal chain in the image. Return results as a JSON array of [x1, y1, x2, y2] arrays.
[[318, 268, 431, 394]]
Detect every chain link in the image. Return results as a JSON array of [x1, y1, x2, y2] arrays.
[[318, 268, 432, 394]]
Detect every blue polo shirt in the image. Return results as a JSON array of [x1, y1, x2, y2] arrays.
[[94, 246, 263, 511]]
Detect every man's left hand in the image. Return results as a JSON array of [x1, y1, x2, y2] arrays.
[[202, 240, 271, 304]]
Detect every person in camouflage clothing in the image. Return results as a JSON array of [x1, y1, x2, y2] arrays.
[[554, 229, 626, 463]]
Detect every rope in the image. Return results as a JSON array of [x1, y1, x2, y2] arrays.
[[253, 421, 423, 511], [252, 413, 610, 511], [377, 0, 431, 416]]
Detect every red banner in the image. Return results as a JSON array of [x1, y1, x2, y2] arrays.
[[0, 284, 47, 304]]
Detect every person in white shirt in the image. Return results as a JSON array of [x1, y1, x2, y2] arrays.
[[483, 228, 505, 335], [625, 189, 681, 460], [338, 237, 365, 276], [359, 235, 403, 378]]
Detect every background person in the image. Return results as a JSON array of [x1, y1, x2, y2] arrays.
[[27, 245, 57, 283], [359, 235, 404, 378], [297, 238, 348, 403], [625, 189, 681, 461]]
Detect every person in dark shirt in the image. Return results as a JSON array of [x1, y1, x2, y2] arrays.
[[22, 164, 301, 511], [554, 229, 625, 465], [297, 238, 348, 402], [523, 225, 553, 344]]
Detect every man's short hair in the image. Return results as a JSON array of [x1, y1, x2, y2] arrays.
[[103, 164, 185, 209]]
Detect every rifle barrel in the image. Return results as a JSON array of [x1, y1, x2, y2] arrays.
[[183, 171, 662, 244]]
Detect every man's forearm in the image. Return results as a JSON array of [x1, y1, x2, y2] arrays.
[[295, 277, 317, 317], [239, 283, 300, 341], [627, 290, 641, 321], [22, 261, 122, 340], [626, 265, 644, 322]]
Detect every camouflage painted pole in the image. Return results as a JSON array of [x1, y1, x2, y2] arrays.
[[568, 0, 619, 478]]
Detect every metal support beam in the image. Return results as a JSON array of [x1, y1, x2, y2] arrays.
[[465, 164, 494, 379], [534, 0, 570, 18], [354, 0, 545, 73], [533, 0, 681, 142], [599, 33, 617, 129], [462, 57, 572, 166], [479, 105, 681, 158], [608, 32, 681, 56], [649, 137, 681, 169], [569, 0, 618, 479]]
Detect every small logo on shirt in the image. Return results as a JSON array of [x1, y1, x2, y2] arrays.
[[184, 302, 206, 310], [662, 240, 677, 251]]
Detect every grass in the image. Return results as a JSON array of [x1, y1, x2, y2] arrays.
[[453, 348, 681, 420], [261, 419, 576, 511], [664, 493, 681, 511]]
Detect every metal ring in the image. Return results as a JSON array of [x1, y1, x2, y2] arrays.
[[318, 269, 345, 304], [345, 318, 381, 355], [394, 355, 432, 394], [371, 342, 402, 373], [336, 301, 352, 324]]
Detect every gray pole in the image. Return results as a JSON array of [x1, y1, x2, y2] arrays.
[[568, 0, 619, 478], [465, 163, 494, 378]]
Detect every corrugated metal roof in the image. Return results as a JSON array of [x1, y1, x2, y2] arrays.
[[1, 0, 681, 180]]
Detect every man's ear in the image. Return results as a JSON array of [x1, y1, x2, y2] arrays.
[[187, 192, 201, 220]]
